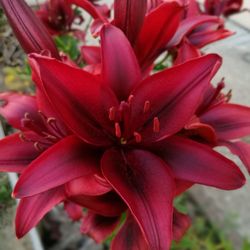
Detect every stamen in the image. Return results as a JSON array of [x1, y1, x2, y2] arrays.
[[143, 100, 151, 113], [128, 95, 134, 106], [134, 132, 142, 143], [47, 117, 65, 137], [109, 107, 116, 121], [226, 89, 232, 102], [34, 142, 43, 152], [115, 122, 122, 138], [153, 117, 160, 133]]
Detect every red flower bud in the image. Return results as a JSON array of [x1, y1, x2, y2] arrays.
[[0, 0, 60, 58]]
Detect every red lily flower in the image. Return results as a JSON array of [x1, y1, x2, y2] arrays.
[[18, 24, 245, 249], [35, 0, 84, 35], [204, 0, 243, 17], [186, 81, 250, 174], [0, 91, 125, 237], [71, 0, 184, 72], [0, 0, 60, 58], [168, 14, 232, 64]]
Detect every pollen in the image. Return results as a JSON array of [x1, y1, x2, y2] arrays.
[[120, 138, 127, 145]]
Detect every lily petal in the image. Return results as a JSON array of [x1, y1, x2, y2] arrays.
[[81, 211, 120, 243], [69, 192, 126, 217], [130, 54, 222, 143], [173, 209, 191, 242], [66, 0, 106, 21], [65, 174, 112, 197], [168, 15, 225, 47], [114, 0, 147, 45], [0, 133, 40, 173], [81, 46, 101, 64], [220, 140, 250, 174], [101, 25, 141, 100], [13, 135, 102, 198], [134, 1, 183, 71], [0, 92, 39, 129], [174, 38, 201, 64], [200, 103, 250, 140], [15, 186, 65, 238], [101, 149, 175, 250], [64, 200, 83, 221], [111, 213, 149, 250], [29, 54, 119, 146], [157, 136, 246, 190]]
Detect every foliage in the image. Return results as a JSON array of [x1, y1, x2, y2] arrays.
[[172, 194, 250, 250], [54, 34, 80, 61], [0, 174, 14, 210]]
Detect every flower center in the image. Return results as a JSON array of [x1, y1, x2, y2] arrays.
[[108, 95, 161, 144]]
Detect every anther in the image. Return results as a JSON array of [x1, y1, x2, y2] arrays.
[[153, 117, 160, 133], [109, 107, 116, 121], [143, 100, 151, 113], [34, 142, 43, 152], [115, 123, 122, 138], [120, 138, 127, 145], [134, 132, 142, 143], [24, 112, 31, 119]]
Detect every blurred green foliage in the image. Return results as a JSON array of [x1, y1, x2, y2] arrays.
[[0, 174, 14, 211], [172, 194, 250, 250], [54, 34, 80, 61]]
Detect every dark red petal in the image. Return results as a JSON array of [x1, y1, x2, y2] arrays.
[[200, 103, 250, 140], [130, 54, 222, 143], [81, 211, 120, 243], [114, 0, 147, 45], [0, 133, 40, 173], [13, 135, 102, 198], [184, 118, 217, 145], [64, 200, 83, 221], [174, 38, 201, 65], [134, 1, 183, 71], [0, 92, 38, 129], [81, 46, 101, 64], [168, 15, 223, 47], [189, 28, 233, 48], [29, 54, 118, 146], [0, 0, 59, 58], [175, 180, 193, 196], [111, 213, 149, 250], [65, 174, 112, 197], [101, 25, 141, 100], [157, 136, 246, 190], [69, 192, 126, 217], [15, 186, 65, 238], [220, 140, 250, 174], [101, 149, 175, 250], [173, 209, 191, 242], [66, 0, 106, 21]]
